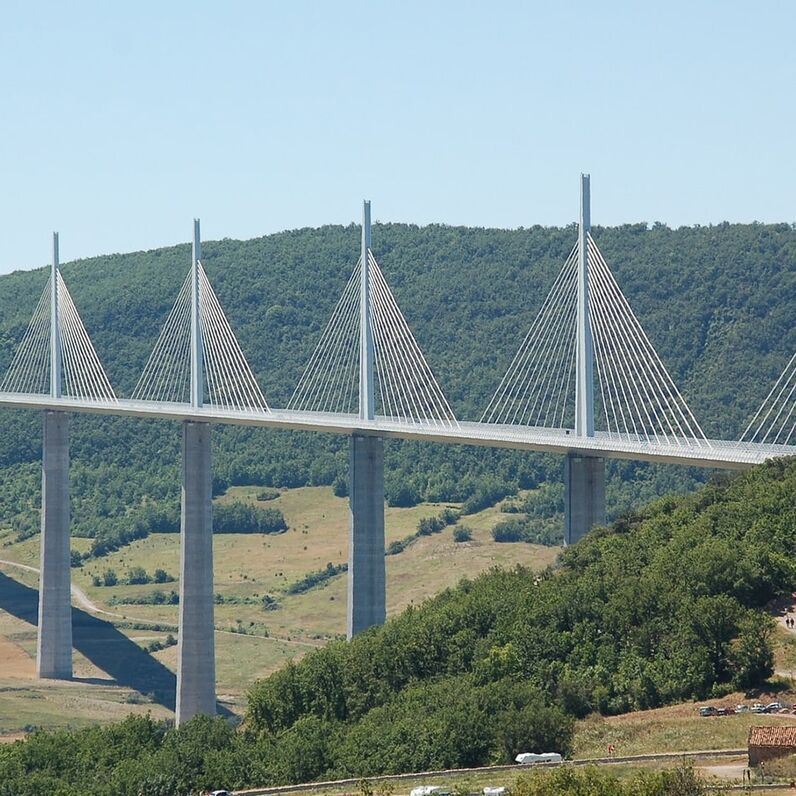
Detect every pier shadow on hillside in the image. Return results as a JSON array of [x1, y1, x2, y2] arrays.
[[0, 571, 231, 717]]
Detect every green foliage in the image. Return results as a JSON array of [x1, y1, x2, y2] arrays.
[[453, 525, 472, 542], [1, 460, 795, 793], [248, 458, 796, 745], [491, 516, 562, 546], [127, 566, 150, 585], [286, 562, 347, 595], [152, 568, 173, 584], [212, 501, 288, 534], [513, 762, 708, 796], [109, 590, 179, 606], [101, 568, 117, 587]]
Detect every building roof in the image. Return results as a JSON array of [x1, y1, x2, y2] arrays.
[[748, 726, 796, 747]]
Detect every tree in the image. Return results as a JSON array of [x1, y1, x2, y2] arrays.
[[730, 614, 775, 689]]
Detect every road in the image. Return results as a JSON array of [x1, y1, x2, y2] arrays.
[[232, 749, 753, 796]]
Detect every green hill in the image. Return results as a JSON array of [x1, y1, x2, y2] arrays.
[[0, 221, 794, 552], [1, 457, 794, 795]]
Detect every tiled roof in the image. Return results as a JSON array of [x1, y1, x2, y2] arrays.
[[748, 726, 796, 747]]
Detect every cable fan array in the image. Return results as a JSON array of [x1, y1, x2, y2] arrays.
[[132, 263, 268, 412], [481, 245, 578, 428], [740, 352, 796, 446], [483, 234, 708, 446], [0, 272, 116, 402], [288, 252, 457, 427]]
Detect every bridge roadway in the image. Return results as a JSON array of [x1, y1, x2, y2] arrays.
[[0, 391, 791, 470]]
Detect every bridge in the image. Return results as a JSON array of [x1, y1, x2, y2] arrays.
[[3, 175, 794, 725]]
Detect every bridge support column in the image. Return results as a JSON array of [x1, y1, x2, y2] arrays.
[[347, 434, 385, 639], [176, 420, 215, 725], [37, 410, 72, 679], [564, 454, 605, 546]]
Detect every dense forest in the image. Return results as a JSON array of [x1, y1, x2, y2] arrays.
[[1, 457, 794, 795], [0, 221, 794, 550]]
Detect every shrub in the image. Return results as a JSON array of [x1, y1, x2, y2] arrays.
[[127, 566, 150, 585], [286, 562, 347, 595], [153, 568, 174, 584], [453, 526, 473, 543]]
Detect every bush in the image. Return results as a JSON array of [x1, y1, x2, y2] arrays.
[[386, 536, 415, 555], [213, 501, 288, 534], [127, 566, 150, 585], [102, 568, 118, 587], [256, 488, 280, 502], [492, 518, 528, 542], [153, 568, 174, 584], [286, 562, 347, 595], [453, 526, 472, 543]]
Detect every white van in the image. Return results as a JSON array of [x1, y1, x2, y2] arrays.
[[514, 752, 562, 765], [410, 787, 444, 796]]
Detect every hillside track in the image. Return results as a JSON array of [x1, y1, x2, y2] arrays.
[[0, 558, 318, 648], [234, 748, 750, 795]]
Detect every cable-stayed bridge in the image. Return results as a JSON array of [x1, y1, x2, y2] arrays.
[[5, 178, 795, 725]]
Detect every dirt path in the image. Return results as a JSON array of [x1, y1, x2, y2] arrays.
[[0, 558, 318, 649]]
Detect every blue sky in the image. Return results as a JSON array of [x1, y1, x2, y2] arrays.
[[0, 1, 793, 273]]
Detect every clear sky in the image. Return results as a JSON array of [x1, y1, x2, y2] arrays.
[[1, 1, 794, 274]]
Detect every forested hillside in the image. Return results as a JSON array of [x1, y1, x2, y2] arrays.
[[0, 222, 793, 548], [2, 457, 794, 795]]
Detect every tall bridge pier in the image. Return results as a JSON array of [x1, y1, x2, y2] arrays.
[[37, 234, 72, 679], [37, 410, 72, 678], [566, 174, 606, 544], [347, 201, 386, 639], [176, 420, 215, 723]]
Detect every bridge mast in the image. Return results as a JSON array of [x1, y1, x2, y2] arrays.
[[575, 173, 594, 437], [190, 219, 203, 409], [359, 200, 375, 420], [50, 233, 61, 399]]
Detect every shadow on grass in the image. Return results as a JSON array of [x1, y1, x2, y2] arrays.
[[0, 570, 231, 717]]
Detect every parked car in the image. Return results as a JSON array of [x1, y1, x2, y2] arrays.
[[483, 788, 508, 796], [764, 702, 785, 713], [735, 704, 749, 713], [515, 752, 562, 765], [699, 706, 718, 717], [210, 791, 231, 796], [751, 702, 766, 713]]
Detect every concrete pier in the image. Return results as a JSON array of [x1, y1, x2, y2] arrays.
[[175, 420, 215, 724], [37, 410, 72, 679], [347, 434, 385, 639], [564, 453, 605, 546]]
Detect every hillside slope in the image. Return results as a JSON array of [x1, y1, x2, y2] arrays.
[[0, 458, 794, 795]]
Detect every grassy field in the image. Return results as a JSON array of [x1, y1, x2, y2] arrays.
[[0, 485, 559, 733], [572, 698, 796, 758]]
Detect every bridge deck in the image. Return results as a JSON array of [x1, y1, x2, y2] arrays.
[[0, 392, 791, 469]]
